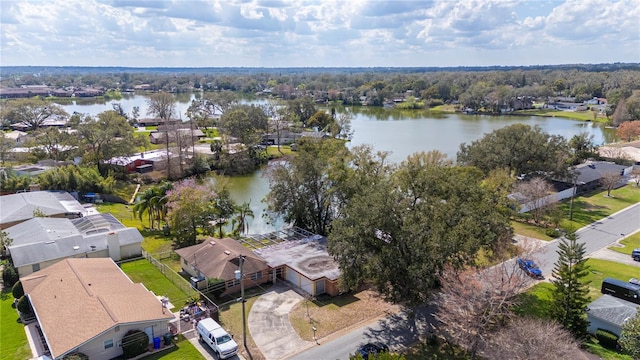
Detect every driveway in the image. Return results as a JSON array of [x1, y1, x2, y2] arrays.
[[589, 247, 640, 267], [248, 284, 313, 360]]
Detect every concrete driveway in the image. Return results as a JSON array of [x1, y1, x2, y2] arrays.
[[248, 284, 313, 360]]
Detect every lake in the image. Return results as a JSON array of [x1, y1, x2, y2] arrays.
[[58, 94, 615, 234]]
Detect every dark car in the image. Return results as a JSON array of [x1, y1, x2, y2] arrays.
[[355, 342, 389, 359], [632, 249, 640, 261], [517, 258, 543, 279]]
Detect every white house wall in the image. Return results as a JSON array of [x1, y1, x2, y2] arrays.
[[518, 187, 574, 213], [61, 320, 169, 360], [587, 315, 622, 337]]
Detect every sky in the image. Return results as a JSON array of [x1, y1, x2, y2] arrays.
[[1, 0, 639, 68]]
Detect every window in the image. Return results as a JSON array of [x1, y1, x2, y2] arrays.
[[104, 339, 114, 349], [251, 272, 262, 280], [183, 259, 188, 266], [227, 278, 239, 287], [32, 263, 40, 272]]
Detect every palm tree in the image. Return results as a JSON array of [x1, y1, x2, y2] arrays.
[[132, 182, 173, 229], [233, 201, 255, 235]]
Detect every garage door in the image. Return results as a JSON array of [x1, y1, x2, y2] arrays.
[[286, 267, 299, 286], [300, 276, 313, 295]]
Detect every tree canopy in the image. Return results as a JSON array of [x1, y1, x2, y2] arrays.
[[1, 98, 67, 130], [265, 138, 350, 236], [328, 150, 513, 304], [457, 124, 570, 178]]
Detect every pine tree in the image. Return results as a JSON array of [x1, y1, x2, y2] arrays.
[[550, 231, 591, 339]]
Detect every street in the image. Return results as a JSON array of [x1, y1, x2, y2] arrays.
[[288, 202, 640, 360]]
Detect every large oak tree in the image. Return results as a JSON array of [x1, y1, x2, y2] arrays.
[[457, 124, 571, 178], [329, 150, 513, 304]]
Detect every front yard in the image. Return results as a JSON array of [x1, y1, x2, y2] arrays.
[[289, 289, 397, 341], [515, 259, 640, 360], [609, 231, 640, 255]]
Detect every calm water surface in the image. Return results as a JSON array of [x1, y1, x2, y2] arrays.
[[60, 95, 615, 234]]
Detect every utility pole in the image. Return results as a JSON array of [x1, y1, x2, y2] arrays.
[[236, 254, 252, 360]]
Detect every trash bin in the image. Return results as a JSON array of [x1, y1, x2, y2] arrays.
[[153, 337, 161, 349], [163, 333, 172, 346]]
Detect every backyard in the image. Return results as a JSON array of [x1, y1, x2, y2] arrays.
[[0, 288, 31, 360]]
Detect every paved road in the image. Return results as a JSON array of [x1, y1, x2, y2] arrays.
[[288, 202, 640, 360], [534, 202, 640, 278], [288, 307, 433, 360]]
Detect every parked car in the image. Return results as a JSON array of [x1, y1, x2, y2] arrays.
[[632, 248, 640, 261], [517, 258, 543, 279], [196, 317, 238, 359], [355, 342, 389, 359]]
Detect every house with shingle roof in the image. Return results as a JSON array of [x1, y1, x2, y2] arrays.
[[0, 191, 87, 230], [4, 213, 143, 277], [587, 294, 638, 337], [21, 258, 174, 360], [175, 237, 270, 296]]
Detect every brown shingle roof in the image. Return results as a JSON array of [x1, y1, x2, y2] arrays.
[[21, 258, 173, 358], [175, 237, 269, 280]]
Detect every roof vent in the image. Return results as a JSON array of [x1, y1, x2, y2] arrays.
[[224, 250, 231, 255], [45, 240, 55, 244], [73, 245, 80, 250], [209, 241, 216, 246]]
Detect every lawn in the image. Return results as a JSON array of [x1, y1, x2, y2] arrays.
[[0, 289, 31, 360], [515, 260, 640, 359], [95, 203, 175, 255], [289, 290, 395, 341], [511, 221, 553, 241], [119, 259, 191, 306], [609, 231, 640, 255], [142, 336, 204, 360], [515, 108, 605, 122], [218, 290, 266, 360], [559, 185, 640, 230]]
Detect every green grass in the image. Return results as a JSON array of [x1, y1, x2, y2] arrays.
[[514, 282, 555, 318], [583, 259, 640, 299], [583, 340, 632, 360], [511, 221, 554, 241], [267, 145, 293, 157], [515, 108, 605, 122], [514, 260, 640, 360], [95, 202, 175, 254], [141, 336, 205, 360], [609, 231, 640, 255], [559, 185, 640, 230], [0, 289, 32, 360], [119, 259, 190, 305]]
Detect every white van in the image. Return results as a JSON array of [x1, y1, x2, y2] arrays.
[[196, 317, 239, 359]]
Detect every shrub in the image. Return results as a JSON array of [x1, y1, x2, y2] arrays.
[[2, 264, 19, 288], [17, 295, 33, 315], [62, 352, 89, 360], [545, 228, 562, 238], [122, 329, 149, 359], [12, 281, 24, 299], [595, 329, 619, 349]]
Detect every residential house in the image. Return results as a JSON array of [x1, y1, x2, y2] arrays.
[[587, 294, 638, 337], [0, 191, 87, 230], [4, 213, 143, 277], [4, 130, 28, 144], [513, 161, 632, 213], [175, 237, 270, 296], [21, 258, 174, 359], [137, 118, 182, 127], [255, 235, 341, 297], [149, 128, 205, 145], [107, 150, 171, 174]]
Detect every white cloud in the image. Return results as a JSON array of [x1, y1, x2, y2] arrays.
[[0, 0, 638, 67]]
